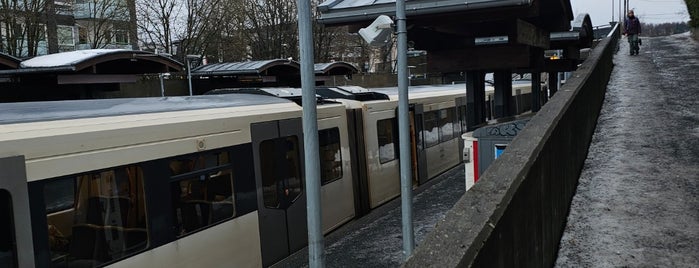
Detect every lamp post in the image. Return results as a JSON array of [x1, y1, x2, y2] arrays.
[[159, 73, 170, 97], [396, 0, 415, 260], [185, 55, 200, 96]]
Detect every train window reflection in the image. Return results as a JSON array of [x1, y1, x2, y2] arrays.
[[260, 137, 303, 208], [440, 108, 455, 142], [377, 119, 397, 163], [44, 178, 74, 214], [283, 136, 302, 203], [170, 152, 235, 237], [260, 140, 279, 208], [423, 111, 439, 148], [319, 128, 342, 185], [0, 190, 17, 268], [45, 166, 148, 267], [459, 106, 468, 133]]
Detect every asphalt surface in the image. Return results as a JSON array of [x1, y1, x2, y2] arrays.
[[272, 163, 466, 268], [555, 33, 699, 267]]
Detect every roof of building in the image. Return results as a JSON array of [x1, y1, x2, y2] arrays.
[[0, 52, 21, 70], [318, 0, 534, 24], [0, 49, 183, 75], [191, 59, 301, 76], [314, 61, 359, 75]]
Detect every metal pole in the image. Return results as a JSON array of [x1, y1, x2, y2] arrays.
[[160, 73, 165, 97], [187, 59, 193, 96], [297, 0, 324, 267], [396, 0, 415, 260]]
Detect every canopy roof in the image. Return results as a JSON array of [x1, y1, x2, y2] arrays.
[[192, 59, 300, 76], [314, 61, 359, 75], [319, 0, 534, 24], [0, 52, 20, 70], [0, 49, 183, 75]]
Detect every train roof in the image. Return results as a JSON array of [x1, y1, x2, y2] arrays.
[[316, 86, 390, 101], [371, 84, 466, 96], [0, 94, 293, 124]]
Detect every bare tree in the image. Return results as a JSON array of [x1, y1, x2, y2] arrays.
[[0, 0, 47, 56], [240, 0, 298, 60], [203, 0, 247, 62], [126, 0, 138, 49], [173, 0, 224, 58], [136, 0, 178, 54]]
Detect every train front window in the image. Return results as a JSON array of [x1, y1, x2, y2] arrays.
[[319, 128, 343, 185], [0, 190, 17, 268], [260, 136, 303, 208], [170, 152, 236, 237], [377, 119, 397, 163], [45, 166, 148, 267]]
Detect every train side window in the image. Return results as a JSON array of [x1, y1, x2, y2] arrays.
[[260, 140, 280, 208], [260, 136, 303, 207], [283, 136, 303, 202], [439, 108, 455, 142], [459, 106, 468, 133], [170, 152, 235, 237], [423, 111, 439, 148], [46, 166, 148, 267], [377, 119, 397, 163], [0, 190, 17, 268], [319, 128, 343, 185]]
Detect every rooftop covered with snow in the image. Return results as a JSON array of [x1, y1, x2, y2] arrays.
[[0, 49, 183, 75]]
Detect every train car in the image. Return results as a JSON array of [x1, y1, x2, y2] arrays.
[[0, 94, 354, 268], [316, 85, 469, 213]]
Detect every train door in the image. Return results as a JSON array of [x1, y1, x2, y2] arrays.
[[0, 156, 35, 267], [251, 119, 307, 267], [409, 104, 429, 185]]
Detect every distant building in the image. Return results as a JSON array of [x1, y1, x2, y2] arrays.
[[0, 0, 136, 58]]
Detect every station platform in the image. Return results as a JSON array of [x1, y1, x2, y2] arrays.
[[555, 33, 699, 266], [272, 163, 467, 267]]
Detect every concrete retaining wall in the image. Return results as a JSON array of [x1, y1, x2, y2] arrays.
[[404, 25, 620, 267]]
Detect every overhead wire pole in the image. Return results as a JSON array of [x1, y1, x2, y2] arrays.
[[297, 0, 325, 267], [396, 0, 415, 260]]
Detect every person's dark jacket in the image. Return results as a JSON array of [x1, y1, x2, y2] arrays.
[[624, 16, 641, 35]]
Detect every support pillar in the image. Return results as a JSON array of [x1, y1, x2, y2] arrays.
[[548, 72, 559, 98], [466, 70, 486, 130], [494, 71, 513, 118], [531, 72, 542, 112]]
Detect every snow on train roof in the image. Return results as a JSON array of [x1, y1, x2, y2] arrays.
[[0, 94, 294, 124]]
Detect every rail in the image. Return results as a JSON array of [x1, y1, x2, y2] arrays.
[[403, 23, 620, 267]]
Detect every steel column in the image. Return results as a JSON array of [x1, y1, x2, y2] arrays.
[[298, 0, 324, 267], [396, 0, 415, 260]]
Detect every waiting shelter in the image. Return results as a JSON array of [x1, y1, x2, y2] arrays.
[[0, 49, 183, 102]]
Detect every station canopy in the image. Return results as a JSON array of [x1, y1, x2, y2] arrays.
[[191, 59, 301, 77], [0, 49, 184, 85], [318, 0, 575, 72], [314, 61, 359, 76], [0, 52, 20, 70]]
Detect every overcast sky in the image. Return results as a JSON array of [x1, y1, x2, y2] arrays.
[[570, 0, 690, 25]]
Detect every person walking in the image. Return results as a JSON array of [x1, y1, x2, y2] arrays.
[[624, 10, 642, 55]]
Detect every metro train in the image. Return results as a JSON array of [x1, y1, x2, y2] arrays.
[[0, 82, 530, 268]]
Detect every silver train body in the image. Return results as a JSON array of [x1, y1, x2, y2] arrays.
[[0, 83, 529, 267]]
